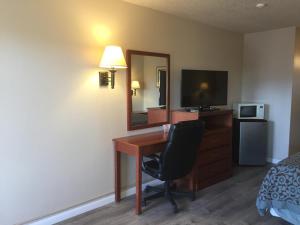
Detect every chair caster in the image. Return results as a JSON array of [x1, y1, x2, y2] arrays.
[[144, 186, 151, 193], [173, 206, 179, 213], [190, 192, 196, 201], [142, 199, 147, 207]]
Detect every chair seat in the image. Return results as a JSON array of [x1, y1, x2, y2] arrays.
[[142, 159, 161, 179], [141, 120, 204, 213]]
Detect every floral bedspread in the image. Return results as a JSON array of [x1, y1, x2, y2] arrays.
[[256, 152, 300, 216]]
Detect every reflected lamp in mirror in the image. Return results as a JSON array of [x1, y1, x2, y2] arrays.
[[99, 45, 127, 89], [131, 80, 140, 96], [126, 49, 170, 131]]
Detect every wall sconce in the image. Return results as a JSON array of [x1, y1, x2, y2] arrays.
[[99, 45, 127, 89], [131, 80, 140, 96]]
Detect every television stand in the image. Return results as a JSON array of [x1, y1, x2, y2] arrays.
[[171, 109, 233, 191]]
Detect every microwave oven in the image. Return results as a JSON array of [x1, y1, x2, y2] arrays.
[[233, 103, 265, 119]]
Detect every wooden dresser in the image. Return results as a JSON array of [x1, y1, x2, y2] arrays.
[[171, 109, 233, 191]]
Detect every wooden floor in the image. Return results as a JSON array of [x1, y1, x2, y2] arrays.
[[58, 166, 290, 225]]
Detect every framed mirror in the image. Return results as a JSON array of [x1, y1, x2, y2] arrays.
[[126, 50, 170, 131]]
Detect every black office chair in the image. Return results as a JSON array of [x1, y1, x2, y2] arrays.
[[142, 120, 204, 213]]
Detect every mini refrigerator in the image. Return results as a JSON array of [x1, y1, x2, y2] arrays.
[[233, 119, 268, 166]]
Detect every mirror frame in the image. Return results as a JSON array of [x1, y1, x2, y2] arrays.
[[126, 50, 170, 131]]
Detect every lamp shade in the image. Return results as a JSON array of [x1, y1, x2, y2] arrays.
[[131, 80, 140, 89], [99, 45, 127, 69]]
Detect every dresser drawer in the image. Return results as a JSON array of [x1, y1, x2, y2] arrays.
[[197, 146, 231, 166], [200, 131, 232, 151], [197, 158, 232, 180]]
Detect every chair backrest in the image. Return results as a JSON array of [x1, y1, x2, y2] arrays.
[[159, 120, 204, 181]]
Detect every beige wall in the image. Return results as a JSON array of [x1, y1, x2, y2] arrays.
[[289, 28, 300, 155], [242, 27, 296, 162], [0, 0, 243, 224]]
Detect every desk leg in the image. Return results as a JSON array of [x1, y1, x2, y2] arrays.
[[115, 150, 121, 202], [135, 151, 142, 215]]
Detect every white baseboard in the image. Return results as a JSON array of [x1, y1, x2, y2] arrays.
[[25, 179, 163, 225], [267, 157, 282, 164]]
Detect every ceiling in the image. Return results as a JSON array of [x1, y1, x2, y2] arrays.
[[123, 0, 300, 33]]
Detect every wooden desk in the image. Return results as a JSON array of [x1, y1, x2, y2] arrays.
[[113, 110, 233, 215], [113, 131, 167, 215]]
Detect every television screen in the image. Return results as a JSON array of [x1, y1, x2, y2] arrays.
[[181, 70, 228, 107]]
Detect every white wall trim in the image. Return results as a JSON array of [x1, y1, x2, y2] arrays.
[[267, 157, 282, 164], [21, 158, 285, 225], [25, 179, 163, 225]]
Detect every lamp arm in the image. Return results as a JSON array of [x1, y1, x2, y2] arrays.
[[109, 69, 117, 89]]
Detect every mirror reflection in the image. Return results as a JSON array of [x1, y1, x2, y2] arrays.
[[129, 53, 169, 129]]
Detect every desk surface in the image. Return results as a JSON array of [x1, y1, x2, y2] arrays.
[[113, 127, 230, 146], [113, 131, 168, 147]]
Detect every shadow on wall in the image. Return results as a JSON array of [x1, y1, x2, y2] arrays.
[[121, 154, 132, 189], [121, 154, 153, 190], [265, 104, 274, 161], [267, 121, 274, 161]]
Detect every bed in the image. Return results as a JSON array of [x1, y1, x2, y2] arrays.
[[256, 152, 300, 224]]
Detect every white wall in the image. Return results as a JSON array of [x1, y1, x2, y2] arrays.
[[0, 0, 243, 224], [242, 27, 296, 162], [131, 55, 144, 111], [289, 28, 300, 155], [143, 56, 167, 109]]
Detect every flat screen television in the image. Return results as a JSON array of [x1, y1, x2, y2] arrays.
[[181, 69, 228, 108]]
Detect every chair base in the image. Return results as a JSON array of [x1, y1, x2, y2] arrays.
[[143, 181, 196, 213]]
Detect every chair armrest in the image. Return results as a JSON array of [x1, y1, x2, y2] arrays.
[[143, 154, 160, 162], [142, 154, 161, 171]]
